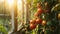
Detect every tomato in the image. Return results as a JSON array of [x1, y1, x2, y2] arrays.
[[37, 8, 43, 15], [36, 18, 42, 24], [30, 20, 33, 24], [42, 20, 47, 25], [29, 24, 36, 30], [30, 19, 36, 24], [34, 12, 39, 17], [58, 13, 60, 19]]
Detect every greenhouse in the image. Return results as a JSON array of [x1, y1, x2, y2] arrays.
[[0, 0, 60, 34]]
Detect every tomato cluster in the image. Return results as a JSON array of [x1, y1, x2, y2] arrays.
[[29, 2, 47, 30]]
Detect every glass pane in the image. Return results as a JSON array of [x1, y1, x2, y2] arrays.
[[17, 0, 26, 31], [0, 0, 14, 34], [0, 0, 8, 34], [17, 0, 23, 31]]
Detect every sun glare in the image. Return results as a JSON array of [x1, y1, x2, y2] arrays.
[[4, 0, 22, 10], [6, 0, 14, 5]]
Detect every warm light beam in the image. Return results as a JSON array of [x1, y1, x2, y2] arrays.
[[6, 0, 15, 9], [6, 0, 14, 6], [17, 0, 22, 11], [0, 0, 4, 2]]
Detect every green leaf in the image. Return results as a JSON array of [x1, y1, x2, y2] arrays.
[[51, 3, 60, 11], [0, 25, 8, 34]]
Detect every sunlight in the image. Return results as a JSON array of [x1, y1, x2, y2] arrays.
[[17, 0, 22, 11], [5, 0, 22, 10], [5, 0, 15, 9], [6, 0, 14, 5], [0, 0, 4, 2], [17, 0, 22, 4]]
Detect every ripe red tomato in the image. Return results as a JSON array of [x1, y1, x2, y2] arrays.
[[30, 19, 36, 24], [30, 20, 33, 24], [36, 18, 42, 24], [29, 24, 36, 30], [37, 8, 43, 15]]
